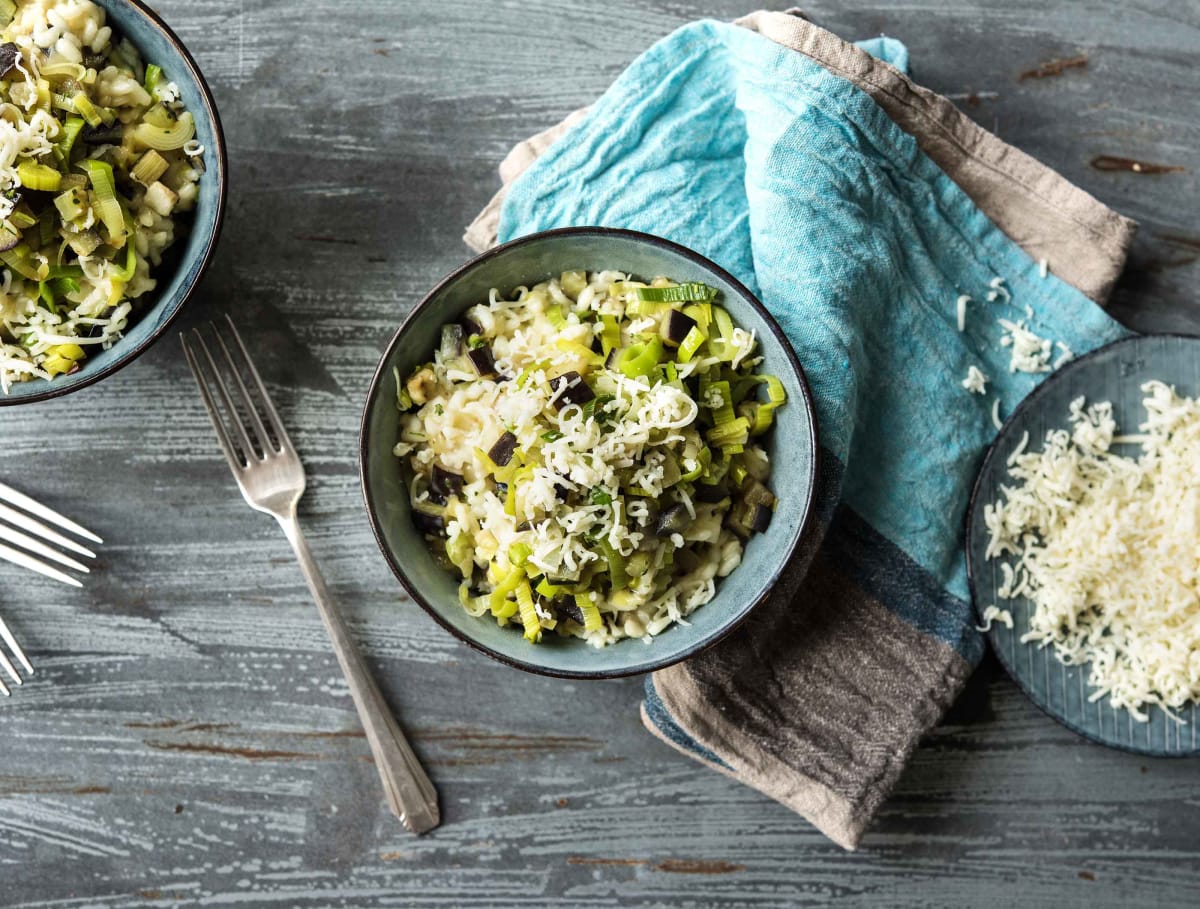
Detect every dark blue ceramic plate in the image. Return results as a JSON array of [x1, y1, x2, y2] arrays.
[[966, 333, 1200, 756], [360, 228, 819, 678], [0, 0, 226, 406]]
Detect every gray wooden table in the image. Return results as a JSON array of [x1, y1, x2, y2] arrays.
[[4, 1, 1200, 906]]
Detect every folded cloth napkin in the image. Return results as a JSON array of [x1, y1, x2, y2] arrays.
[[466, 10, 1136, 849]]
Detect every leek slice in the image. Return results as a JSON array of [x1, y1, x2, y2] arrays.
[[143, 63, 163, 94], [675, 324, 706, 363], [56, 116, 85, 163], [78, 159, 127, 247], [131, 149, 168, 186], [635, 282, 718, 304], [0, 244, 46, 281], [113, 243, 137, 282], [573, 593, 603, 633], [599, 314, 621, 355], [17, 162, 62, 192], [616, 336, 663, 378], [516, 580, 542, 643], [71, 91, 103, 127], [488, 564, 525, 618], [132, 111, 194, 151]]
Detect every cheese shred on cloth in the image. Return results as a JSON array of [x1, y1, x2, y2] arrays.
[[465, 10, 1136, 849]]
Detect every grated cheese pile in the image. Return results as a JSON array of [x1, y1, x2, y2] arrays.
[[984, 381, 1200, 720]]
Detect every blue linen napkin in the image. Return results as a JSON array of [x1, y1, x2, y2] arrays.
[[468, 10, 1135, 848]]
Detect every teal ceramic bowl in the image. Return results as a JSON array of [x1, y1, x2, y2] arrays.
[[360, 228, 818, 678], [0, 0, 226, 406]]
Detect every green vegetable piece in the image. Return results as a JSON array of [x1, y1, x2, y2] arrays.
[[131, 149, 168, 187], [590, 488, 612, 506], [515, 580, 542, 643], [573, 593, 603, 633], [54, 188, 87, 222], [71, 91, 103, 127], [57, 116, 85, 162], [635, 282, 718, 304], [143, 63, 163, 94], [132, 110, 195, 151], [17, 162, 62, 192], [616, 336, 663, 379], [78, 158, 126, 247]]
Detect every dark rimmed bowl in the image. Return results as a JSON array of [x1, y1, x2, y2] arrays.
[[360, 228, 819, 679], [0, 0, 227, 406]]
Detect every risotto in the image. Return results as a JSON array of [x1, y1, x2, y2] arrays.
[[0, 0, 204, 392], [393, 270, 786, 647]]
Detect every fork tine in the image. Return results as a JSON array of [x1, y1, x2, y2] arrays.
[[211, 321, 275, 455], [0, 541, 84, 588], [221, 315, 297, 454], [190, 327, 260, 462], [182, 332, 248, 473], [0, 646, 19, 686], [0, 482, 102, 544], [0, 615, 32, 676], [0, 503, 95, 559], [0, 522, 91, 574], [0, 673, 9, 696]]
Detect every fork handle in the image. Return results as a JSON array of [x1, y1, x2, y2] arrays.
[[277, 514, 440, 834]]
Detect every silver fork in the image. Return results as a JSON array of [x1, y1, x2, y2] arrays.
[[181, 316, 440, 834]]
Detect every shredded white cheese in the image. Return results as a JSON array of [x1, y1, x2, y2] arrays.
[[956, 295, 971, 333], [1038, 258, 1049, 279], [986, 276, 1011, 304], [983, 382, 1200, 721], [976, 605, 1014, 633], [998, 318, 1053, 374], [962, 365, 988, 395], [991, 398, 1003, 430]]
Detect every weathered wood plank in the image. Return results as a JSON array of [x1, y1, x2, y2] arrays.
[[2, 0, 1199, 905]]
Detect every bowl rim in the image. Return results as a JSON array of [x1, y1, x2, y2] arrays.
[[0, 0, 228, 407], [360, 226, 819, 679]]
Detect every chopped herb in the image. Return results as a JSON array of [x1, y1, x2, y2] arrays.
[[541, 430, 564, 443], [590, 488, 613, 506]]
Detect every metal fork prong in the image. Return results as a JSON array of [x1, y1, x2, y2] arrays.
[[0, 503, 95, 559], [0, 615, 32, 676], [0, 482, 102, 544], [212, 321, 274, 455], [0, 522, 91, 574], [182, 333, 248, 473], [222, 314, 297, 455], [190, 328, 260, 463], [0, 541, 84, 588], [0, 646, 19, 686], [0, 674, 9, 696]]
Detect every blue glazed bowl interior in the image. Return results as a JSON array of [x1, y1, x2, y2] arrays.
[[361, 229, 817, 678], [1, 0, 224, 404]]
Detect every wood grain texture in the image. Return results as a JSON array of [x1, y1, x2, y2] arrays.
[[3, 0, 1200, 905]]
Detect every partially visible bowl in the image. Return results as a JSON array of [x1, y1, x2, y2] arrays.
[[0, 0, 227, 406], [360, 227, 819, 679]]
